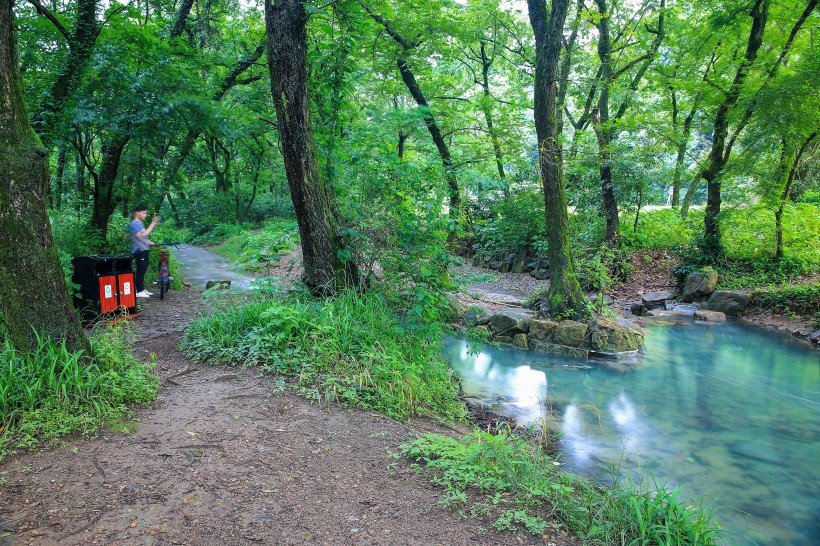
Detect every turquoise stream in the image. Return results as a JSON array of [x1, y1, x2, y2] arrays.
[[445, 319, 819, 545]]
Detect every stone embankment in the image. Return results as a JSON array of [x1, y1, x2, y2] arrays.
[[464, 305, 645, 360]]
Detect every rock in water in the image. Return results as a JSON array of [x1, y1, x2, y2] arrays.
[[552, 320, 588, 347], [729, 441, 783, 464], [681, 271, 718, 302], [205, 280, 232, 290], [641, 290, 673, 310], [693, 309, 726, 322], [706, 290, 750, 315], [587, 317, 644, 356], [512, 333, 529, 349], [489, 307, 534, 336], [530, 339, 589, 359]]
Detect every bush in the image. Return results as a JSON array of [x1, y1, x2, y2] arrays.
[[621, 208, 702, 251], [189, 222, 251, 246], [181, 290, 465, 420], [210, 220, 299, 271], [0, 329, 159, 460], [575, 246, 633, 292], [472, 189, 546, 259], [750, 283, 820, 325]]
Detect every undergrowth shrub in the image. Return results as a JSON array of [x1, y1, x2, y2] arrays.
[[472, 189, 546, 259], [0, 329, 159, 460], [211, 220, 299, 271], [402, 431, 723, 545], [621, 208, 702, 250], [181, 290, 465, 420], [750, 284, 820, 326]]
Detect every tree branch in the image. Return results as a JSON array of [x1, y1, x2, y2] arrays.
[[26, 0, 71, 40]]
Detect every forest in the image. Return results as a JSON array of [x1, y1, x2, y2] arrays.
[[1, 0, 819, 543]]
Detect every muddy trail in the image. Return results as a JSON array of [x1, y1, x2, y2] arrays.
[[0, 288, 579, 546]]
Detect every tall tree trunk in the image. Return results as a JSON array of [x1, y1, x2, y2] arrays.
[[88, 133, 131, 240], [669, 78, 700, 209], [680, 170, 702, 218], [30, 0, 99, 151], [74, 146, 85, 197], [591, 0, 665, 246], [170, 0, 194, 39], [478, 40, 506, 185], [527, 0, 585, 318], [359, 0, 460, 214], [0, 0, 88, 351], [592, 0, 619, 246], [51, 141, 67, 208], [395, 57, 460, 212], [775, 131, 817, 260], [700, 0, 768, 257], [265, 0, 355, 293]]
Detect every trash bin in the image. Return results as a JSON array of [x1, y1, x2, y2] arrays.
[[72, 255, 137, 320]]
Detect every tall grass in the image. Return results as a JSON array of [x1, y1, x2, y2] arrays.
[[181, 290, 465, 420], [0, 330, 159, 459], [402, 431, 723, 545]]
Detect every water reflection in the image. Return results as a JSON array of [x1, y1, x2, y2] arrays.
[[446, 321, 820, 546]]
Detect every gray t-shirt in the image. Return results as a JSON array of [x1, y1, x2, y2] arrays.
[[130, 219, 150, 252]]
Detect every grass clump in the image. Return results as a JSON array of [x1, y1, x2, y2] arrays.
[[402, 431, 723, 545], [181, 289, 465, 420], [0, 330, 159, 460]]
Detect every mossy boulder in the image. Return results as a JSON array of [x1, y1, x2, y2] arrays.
[[511, 249, 528, 274], [512, 333, 529, 349], [528, 318, 560, 341], [587, 318, 643, 356], [489, 308, 534, 336], [552, 320, 588, 348], [530, 339, 589, 359], [706, 290, 751, 315], [464, 306, 493, 326], [681, 271, 718, 302]]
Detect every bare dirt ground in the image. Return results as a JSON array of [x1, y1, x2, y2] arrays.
[[0, 284, 580, 546]]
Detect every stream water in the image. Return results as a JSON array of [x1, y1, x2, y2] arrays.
[[173, 244, 257, 290], [446, 320, 820, 545]]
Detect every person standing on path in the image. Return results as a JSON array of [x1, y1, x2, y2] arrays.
[[130, 205, 158, 298]]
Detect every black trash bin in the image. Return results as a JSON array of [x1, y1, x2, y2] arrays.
[[72, 255, 137, 320]]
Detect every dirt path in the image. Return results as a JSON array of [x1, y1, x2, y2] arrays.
[[0, 288, 579, 546]]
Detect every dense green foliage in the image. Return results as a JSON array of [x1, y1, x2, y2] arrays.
[[182, 290, 465, 420], [751, 284, 820, 327], [9, 0, 815, 322], [203, 220, 299, 272], [402, 431, 723, 544], [0, 329, 159, 460]]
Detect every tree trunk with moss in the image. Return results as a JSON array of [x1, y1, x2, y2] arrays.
[[265, 0, 356, 293], [0, 0, 89, 352], [527, 0, 586, 318]]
